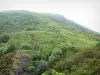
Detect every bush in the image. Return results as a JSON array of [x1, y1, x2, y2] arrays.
[[21, 43, 32, 50], [0, 51, 14, 75], [74, 49, 97, 64], [5, 44, 16, 53], [0, 34, 10, 43], [52, 49, 62, 56], [48, 49, 62, 63], [96, 42, 100, 46], [67, 46, 77, 53], [27, 66, 35, 72], [42, 69, 65, 75], [24, 60, 49, 75], [61, 47, 67, 53], [36, 60, 49, 74], [26, 28, 33, 31], [48, 55, 56, 63]]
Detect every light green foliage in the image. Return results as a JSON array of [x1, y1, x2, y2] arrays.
[[52, 70, 65, 75], [42, 69, 65, 75], [0, 46, 8, 54]]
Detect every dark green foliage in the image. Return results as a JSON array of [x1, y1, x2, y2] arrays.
[[24, 52, 49, 75], [36, 60, 49, 75], [26, 27, 38, 31], [48, 49, 62, 64], [69, 58, 100, 75], [67, 46, 77, 53], [96, 42, 100, 46], [0, 34, 9, 43], [26, 28, 33, 31], [25, 60, 49, 75], [4, 44, 16, 54], [21, 43, 32, 50]]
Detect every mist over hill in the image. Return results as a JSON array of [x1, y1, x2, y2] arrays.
[[0, 10, 99, 35], [0, 10, 100, 75]]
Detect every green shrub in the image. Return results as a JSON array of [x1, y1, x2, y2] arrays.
[[67, 46, 77, 53], [27, 66, 35, 72], [36, 60, 49, 74], [48, 55, 56, 63], [26, 28, 33, 31], [32, 51, 41, 60], [0, 51, 14, 75], [52, 49, 62, 56], [51, 69, 65, 75], [5, 44, 16, 53], [42, 69, 65, 75], [96, 42, 100, 46], [61, 47, 67, 53], [0, 34, 9, 43], [24, 60, 49, 75], [48, 49, 62, 63], [0, 46, 8, 54], [21, 43, 32, 50]]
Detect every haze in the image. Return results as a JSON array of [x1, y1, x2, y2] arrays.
[[0, 0, 100, 33]]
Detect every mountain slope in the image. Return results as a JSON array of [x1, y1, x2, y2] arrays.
[[45, 13, 100, 35], [0, 10, 100, 75]]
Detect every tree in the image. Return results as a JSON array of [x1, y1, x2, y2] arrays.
[[35, 60, 49, 75], [48, 49, 62, 64]]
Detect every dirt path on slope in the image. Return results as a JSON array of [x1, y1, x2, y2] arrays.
[[15, 56, 29, 75], [11, 51, 29, 75]]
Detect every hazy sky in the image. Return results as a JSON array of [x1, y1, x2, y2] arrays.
[[0, 0, 100, 33]]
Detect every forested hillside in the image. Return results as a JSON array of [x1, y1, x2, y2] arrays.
[[0, 10, 100, 75]]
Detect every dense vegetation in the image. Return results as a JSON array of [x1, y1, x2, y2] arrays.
[[0, 10, 100, 75]]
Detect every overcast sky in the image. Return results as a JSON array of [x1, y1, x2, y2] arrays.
[[0, 0, 100, 33]]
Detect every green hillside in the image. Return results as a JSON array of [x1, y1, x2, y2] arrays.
[[0, 10, 100, 75]]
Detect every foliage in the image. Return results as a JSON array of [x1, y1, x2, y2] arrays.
[[0, 34, 9, 43], [96, 42, 100, 46], [48, 49, 62, 64], [0, 52, 15, 75], [69, 58, 100, 75], [42, 69, 65, 75], [21, 43, 32, 50], [5, 44, 16, 53], [0, 10, 100, 75], [24, 52, 49, 75]]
